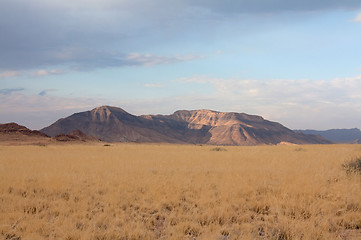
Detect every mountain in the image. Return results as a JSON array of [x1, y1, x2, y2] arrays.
[[41, 106, 331, 145], [145, 109, 330, 145], [41, 106, 210, 143], [296, 128, 361, 143]]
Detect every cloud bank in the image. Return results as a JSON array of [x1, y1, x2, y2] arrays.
[[2, 1, 361, 130], [175, 75, 361, 129], [2, 74, 361, 130], [0, 71, 22, 79], [1, 0, 361, 73]]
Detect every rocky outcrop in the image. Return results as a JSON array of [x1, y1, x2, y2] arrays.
[[54, 130, 100, 142], [0, 122, 49, 137]]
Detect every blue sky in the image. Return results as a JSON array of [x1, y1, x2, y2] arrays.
[[1, 0, 361, 130]]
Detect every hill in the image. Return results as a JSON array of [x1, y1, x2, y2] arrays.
[[0, 122, 99, 144], [41, 106, 331, 145], [0, 122, 48, 137], [296, 128, 361, 143]]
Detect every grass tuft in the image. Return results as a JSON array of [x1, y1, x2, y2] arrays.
[[210, 147, 227, 151], [342, 157, 361, 174]]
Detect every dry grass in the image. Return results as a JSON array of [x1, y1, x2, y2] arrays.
[[1, 144, 361, 239]]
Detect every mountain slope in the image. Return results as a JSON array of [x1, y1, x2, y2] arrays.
[[41, 106, 331, 145], [54, 130, 100, 142], [296, 128, 361, 143]]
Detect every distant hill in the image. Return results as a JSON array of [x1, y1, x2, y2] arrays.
[[41, 106, 331, 145], [0, 122, 50, 144], [296, 128, 361, 143], [0, 122, 99, 144], [0, 122, 49, 138]]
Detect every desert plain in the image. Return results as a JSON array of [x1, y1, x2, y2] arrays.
[[1, 143, 361, 240]]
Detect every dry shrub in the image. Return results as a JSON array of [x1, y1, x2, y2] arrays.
[[342, 157, 361, 174], [210, 147, 227, 151]]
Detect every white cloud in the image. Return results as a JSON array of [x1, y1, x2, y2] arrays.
[[352, 13, 361, 22], [0, 92, 116, 129], [0, 69, 65, 79], [1, 0, 361, 72], [2, 74, 361, 130], [0, 71, 22, 79], [177, 75, 361, 103], [173, 75, 361, 129], [0, 93, 101, 113], [31, 69, 64, 77], [175, 76, 211, 84], [144, 83, 166, 88]]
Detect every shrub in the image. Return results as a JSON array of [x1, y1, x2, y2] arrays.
[[210, 147, 227, 152], [342, 157, 361, 174], [294, 147, 305, 152]]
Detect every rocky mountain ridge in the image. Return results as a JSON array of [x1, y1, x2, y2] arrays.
[[41, 106, 331, 145]]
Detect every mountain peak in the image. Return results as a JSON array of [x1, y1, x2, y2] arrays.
[[91, 105, 127, 113], [90, 105, 129, 122]]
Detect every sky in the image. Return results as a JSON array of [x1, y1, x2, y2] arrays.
[[1, 0, 361, 130]]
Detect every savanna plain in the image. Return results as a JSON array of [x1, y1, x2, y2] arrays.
[[1, 143, 361, 240]]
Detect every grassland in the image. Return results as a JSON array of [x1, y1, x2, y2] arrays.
[[1, 144, 361, 240]]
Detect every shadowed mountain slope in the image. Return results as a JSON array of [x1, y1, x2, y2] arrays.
[[41, 106, 331, 145], [54, 130, 100, 142], [297, 128, 361, 143]]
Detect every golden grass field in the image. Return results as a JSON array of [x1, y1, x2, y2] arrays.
[[1, 143, 361, 240]]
